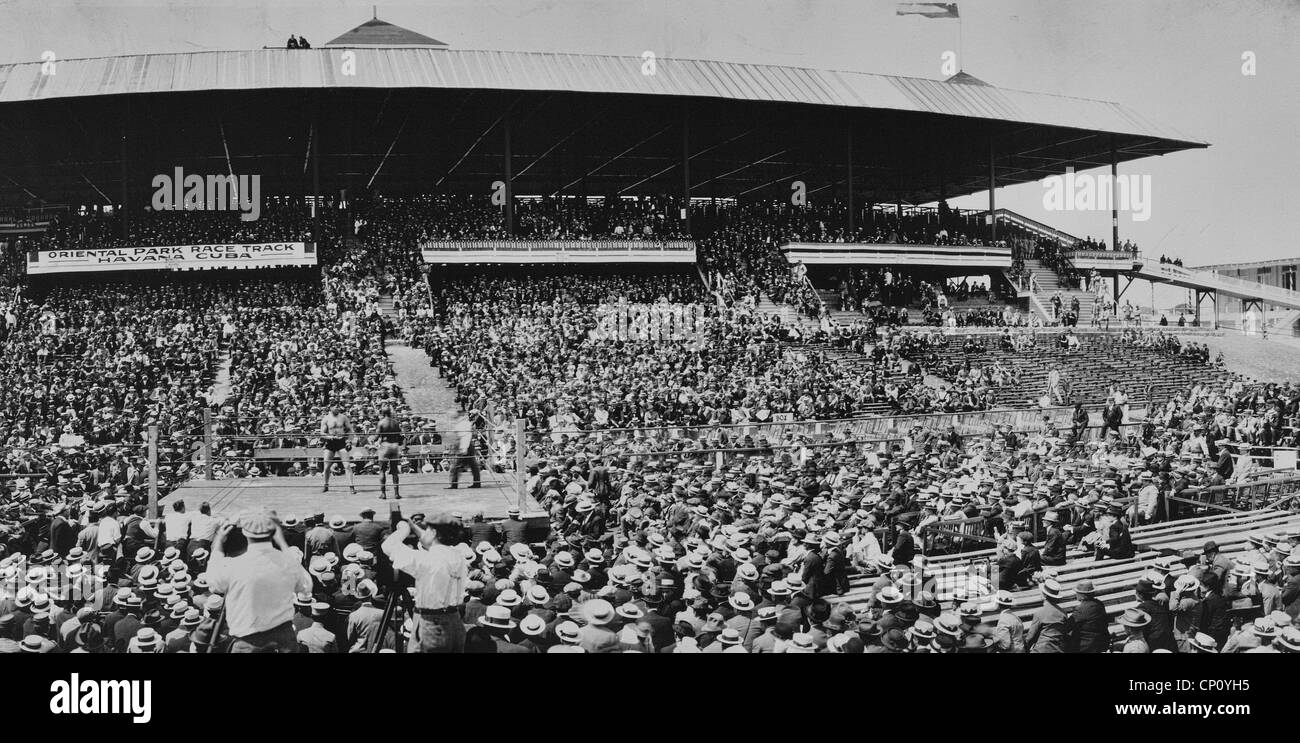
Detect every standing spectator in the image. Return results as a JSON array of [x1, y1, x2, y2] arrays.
[[381, 513, 468, 653], [205, 511, 313, 653]]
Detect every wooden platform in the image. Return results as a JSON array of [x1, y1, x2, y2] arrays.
[[166, 472, 540, 521]]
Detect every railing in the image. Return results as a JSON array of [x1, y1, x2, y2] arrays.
[[1164, 471, 1300, 517], [779, 242, 1013, 267], [992, 208, 1081, 245], [1138, 260, 1300, 307], [1066, 248, 1138, 263]]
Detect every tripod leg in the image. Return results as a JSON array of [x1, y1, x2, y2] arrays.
[[369, 590, 399, 653]]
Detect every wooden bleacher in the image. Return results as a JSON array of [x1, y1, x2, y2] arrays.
[[838, 507, 1300, 638]]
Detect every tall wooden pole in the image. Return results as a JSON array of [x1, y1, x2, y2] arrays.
[[515, 417, 527, 511], [147, 424, 159, 519], [504, 112, 514, 235], [203, 408, 214, 481]]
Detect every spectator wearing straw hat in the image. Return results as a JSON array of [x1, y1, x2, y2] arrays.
[[1118, 608, 1151, 653], [1041, 511, 1067, 566], [991, 590, 1024, 653], [1026, 579, 1068, 653], [206, 510, 313, 653], [577, 599, 620, 653]]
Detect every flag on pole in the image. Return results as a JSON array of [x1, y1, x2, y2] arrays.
[[896, 3, 959, 18]]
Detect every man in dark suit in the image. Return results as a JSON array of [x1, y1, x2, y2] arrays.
[[48, 503, 78, 557], [1197, 572, 1231, 648], [1134, 579, 1177, 652], [1067, 580, 1110, 653], [1101, 397, 1123, 438], [350, 509, 388, 553], [890, 522, 916, 566], [1041, 511, 1068, 566], [1096, 505, 1135, 560], [800, 538, 825, 600], [996, 540, 1023, 592], [1014, 532, 1042, 587], [820, 534, 850, 596]]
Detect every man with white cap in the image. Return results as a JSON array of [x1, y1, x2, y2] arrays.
[[206, 510, 313, 653]]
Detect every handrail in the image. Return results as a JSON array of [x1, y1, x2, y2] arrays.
[[992, 208, 1081, 245], [1067, 248, 1138, 262], [780, 242, 1011, 259], [1139, 261, 1300, 306]]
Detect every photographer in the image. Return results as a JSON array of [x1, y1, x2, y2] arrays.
[[205, 511, 313, 653], [381, 512, 468, 652]]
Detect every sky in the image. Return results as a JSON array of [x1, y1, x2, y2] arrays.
[[2, 0, 1298, 272]]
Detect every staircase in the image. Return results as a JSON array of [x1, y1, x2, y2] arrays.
[[756, 294, 824, 336], [377, 293, 398, 319], [1020, 258, 1099, 326]]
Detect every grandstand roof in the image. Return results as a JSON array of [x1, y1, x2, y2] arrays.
[[0, 48, 1207, 208]]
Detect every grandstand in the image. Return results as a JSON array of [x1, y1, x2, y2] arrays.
[[0, 10, 1297, 661]]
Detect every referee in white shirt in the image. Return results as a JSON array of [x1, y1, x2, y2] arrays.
[[206, 511, 313, 653], [382, 512, 468, 652]]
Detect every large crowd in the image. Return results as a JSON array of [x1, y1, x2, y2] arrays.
[[0, 197, 1297, 655], [4, 385, 1298, 654]]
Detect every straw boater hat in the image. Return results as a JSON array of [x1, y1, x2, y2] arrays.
[[478, 605, 517, 631], [1189, 632, 1219, 653], [1040, 579, 1068, 601], [1118, 608, 1150, 629]]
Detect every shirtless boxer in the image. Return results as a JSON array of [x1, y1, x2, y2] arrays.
[[375, 407, 404, 500], [320, 404, 357, 494]]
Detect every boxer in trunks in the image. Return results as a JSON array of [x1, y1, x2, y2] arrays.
[[320, 404, 357, 494], [375, 407, 404, 500]]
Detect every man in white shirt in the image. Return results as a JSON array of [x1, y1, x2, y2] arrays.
[[94, 504, 122, 562], [1136, 472, 1160, 525], [186, 502, 220, 555], [207, 511, 312, 653], [382, 513, 468, 653]]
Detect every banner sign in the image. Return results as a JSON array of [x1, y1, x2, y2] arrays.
[[26, 242, 317, 274]]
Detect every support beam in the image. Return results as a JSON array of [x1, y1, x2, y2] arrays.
[[1110, 135, 1120, 251], [503, 111, 513, 235], [312, 94, 321, 242], [1116, 274, 1133, 303], [148, 424, 159, 519], [987, 136, 996, 241], [120, 99, 129, 240], [846, 121, 854, 232], [682, 104, 691, 233]]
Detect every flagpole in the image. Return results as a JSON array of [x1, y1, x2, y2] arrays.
[[958, 12, 964, 71]]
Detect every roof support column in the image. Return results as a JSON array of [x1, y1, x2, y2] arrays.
[[987, 136, 996, 242], [503, 111, 514, 236], [1110, 135, 1120, 252], [312, 92, 321, 245], [681, 103, 691, 234], [845, 121, 854, 234], [120, 98, 130, 240]]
